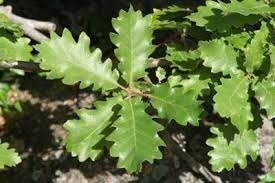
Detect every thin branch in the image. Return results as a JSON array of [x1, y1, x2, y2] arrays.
[[0, 58, 171, 75], [0, 61, 41, 72], [0, 6, 170, 74], [0, 5, 56, 42], [163, 131, 223, 183]]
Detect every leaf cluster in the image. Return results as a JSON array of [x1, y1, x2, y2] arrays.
[[34, 7, 198, 173], [153, 0, 275, 172], [0, 0, 274, 174]]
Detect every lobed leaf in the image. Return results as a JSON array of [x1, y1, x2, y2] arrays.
[[187, 2, 259, 32], [156, 67, 166, 82], [180, 75, 210, 96], [253, 78, 275, 119], [168, 74, 183, 88], [35, 29, 119, 90], [110, 6, 154, 85], [207, 126, 259, 172], [244, 22, 269, 73], [225, 32, 251, 50], [0, 13, 23, 38], [150, 84, 203, 126], [168, 74, 210, 96], [213, 74, 253, 131], [64, 96, 122, 162], [269, 45, 275, 78], [219, 0, 275, 16], [151, 5, 190, 30], [0, 140, 21, 169], [107, 97, 164, 173], [166, 46, 200, 71], [0, 37, 32, 61], [187, 0, 273, 32], [198, 39, 239, 75], [0, 83, 10, 111]]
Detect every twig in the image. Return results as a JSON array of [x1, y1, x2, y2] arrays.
[[0, 5, 56, 42], [0, 6, 168, 71], [0, 58, 171, 73], [0, 61, 41, 72], [163, 131, 223, 183]]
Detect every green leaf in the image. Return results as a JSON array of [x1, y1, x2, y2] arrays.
[[0, 83, 10, 111], [187, 1, 220, 28], [244, 22, 269, 73], [187, 0, 261, 32], [206, 126, 259, 172], [110, 6, 154, 85], [107, 97, 164, 173], [35, 29, 119, 90], [198, 39, 239, 75], [64, 96, 122, 162], [180, 75, 210, 96], [166, 48, 200, 62], [0, 13, 23, 38], [253, 78, 275, 119], [213, 75, 253, 131], [225, 32, 251, 50], [156, 67, 166, 82], [0, 37, 32, 61], [166, 46, 200, 71], [168, 74, 210, 96], [219, 0, 275, 16], [167, 74, 182, 88], [270, 46, 275, 78], [0, 140, 21, 169], [151, 5, 191, 30], [150, 84, 203, 126]]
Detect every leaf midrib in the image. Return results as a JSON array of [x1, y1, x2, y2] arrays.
[[128, 99, 137, 160], [228, 77, 246, 107], [69, 109, 114, 149], [129, 14, 134, 85]]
